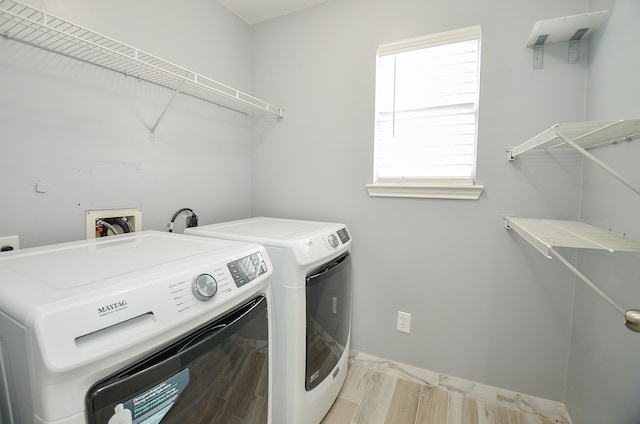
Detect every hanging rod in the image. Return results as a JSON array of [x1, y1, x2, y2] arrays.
[[504, 216, 640, 333], [0, 0, 285, 124]]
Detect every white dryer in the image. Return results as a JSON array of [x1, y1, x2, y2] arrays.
[[185, 217, 352, 424], [0, 231, 272, 424]]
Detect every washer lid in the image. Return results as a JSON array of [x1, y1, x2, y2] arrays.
[[0, 231, 240, 290], [0, 231, 264, 327], [185, 217, 352, 267], [210, 218, 320, 238], [186, 217, 344, 245]]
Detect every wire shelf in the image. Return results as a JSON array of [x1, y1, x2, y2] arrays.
[[507, 119, 640, 196], [508, 119, 640, 159], [505, 216, 640, 332], [505, 217, 640, 258], [0, 0, 284, 118]]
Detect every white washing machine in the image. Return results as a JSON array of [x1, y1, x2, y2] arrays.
[[0, 231, 272, 424], [185, 217, 352, 424]]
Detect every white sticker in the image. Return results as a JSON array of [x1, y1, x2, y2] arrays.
[[113, 368, 190, 424]]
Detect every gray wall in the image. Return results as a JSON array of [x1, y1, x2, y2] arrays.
[[0, 0, 253, 247], [250, 0, 588, 401], [565, 1, 640, 423]]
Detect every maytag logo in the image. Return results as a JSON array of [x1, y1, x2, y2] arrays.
[[97, 300, 128, 317]]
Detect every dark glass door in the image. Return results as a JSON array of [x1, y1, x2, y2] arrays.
[[86, 296, 268, 424], [305, 252, 351, 391]]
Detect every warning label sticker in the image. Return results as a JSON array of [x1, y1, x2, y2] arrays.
[[110, 369, 189, 424]]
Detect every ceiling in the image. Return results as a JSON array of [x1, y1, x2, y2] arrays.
[[218, 0, 334, 25]]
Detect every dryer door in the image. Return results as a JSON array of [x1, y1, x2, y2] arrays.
[[86, 296, 268, 424], [305, 252, 352, 391]]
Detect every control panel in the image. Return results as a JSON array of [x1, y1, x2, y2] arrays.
[[325, 227, 350, 249], [227, 252, 268, 288], [293, 227, 352, 265], [337, 228, 350, 244]]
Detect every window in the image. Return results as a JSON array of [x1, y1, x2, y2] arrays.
[[366, 26, 484, 200]]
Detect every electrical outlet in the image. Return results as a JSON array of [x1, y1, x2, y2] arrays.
[[397, 311, 411, 334], [85, 208, 142, 239], [0, 235, 20, 252]]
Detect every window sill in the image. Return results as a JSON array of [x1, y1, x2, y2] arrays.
[[366, 182, 484, 200]]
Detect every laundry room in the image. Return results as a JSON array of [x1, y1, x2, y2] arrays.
[[1, 0, 639, 423]]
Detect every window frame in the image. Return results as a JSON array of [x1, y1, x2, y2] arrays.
[[366, 25, 484, 200]]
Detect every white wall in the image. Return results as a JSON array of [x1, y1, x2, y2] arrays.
[[566, 1, 640, 422], [250, 0, 588, 401], [0, 0, 253, 247]]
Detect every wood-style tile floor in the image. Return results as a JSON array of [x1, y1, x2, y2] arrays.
[[320, 365, 559, 424]]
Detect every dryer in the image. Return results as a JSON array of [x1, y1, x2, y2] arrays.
[[0, 231, 272, 424], [185, 217, 352, 424]]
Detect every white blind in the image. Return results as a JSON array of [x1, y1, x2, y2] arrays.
[[373, 26, 481, 182]]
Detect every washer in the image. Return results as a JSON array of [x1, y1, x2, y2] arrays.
[[0, 231, 272, 424], [185, 217, 352, 424]]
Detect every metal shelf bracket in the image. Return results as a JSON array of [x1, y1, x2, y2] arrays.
[[150, 80, 185, 138], [548, 246, 640, 333], [554, 130, 640, 196]]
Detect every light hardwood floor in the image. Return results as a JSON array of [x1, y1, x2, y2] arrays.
[[320, 365, 559, 424]]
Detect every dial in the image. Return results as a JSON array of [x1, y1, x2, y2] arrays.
[[327, 233, 339, 248], [192, 274, 217, 301]]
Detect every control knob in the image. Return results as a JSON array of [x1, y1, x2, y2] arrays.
[[192, 274, 217, 301], [327, 233, 339, 248]]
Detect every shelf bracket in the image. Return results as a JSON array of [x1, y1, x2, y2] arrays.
[[548, 247, 640, 333], [568, 40, 580, 64], [555, 131, 640, 196], [567, 27, 588, 64], [531, 33, 546, 69], [530, 32, 584, 69], [532, 45, 544, 70], [548, 246, 624, 316], [150, 80, 186, 138]]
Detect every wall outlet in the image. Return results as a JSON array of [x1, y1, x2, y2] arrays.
[[85, 208, 142, 239], [0, 235, 20, 252], [397, 311, 411, 334]]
